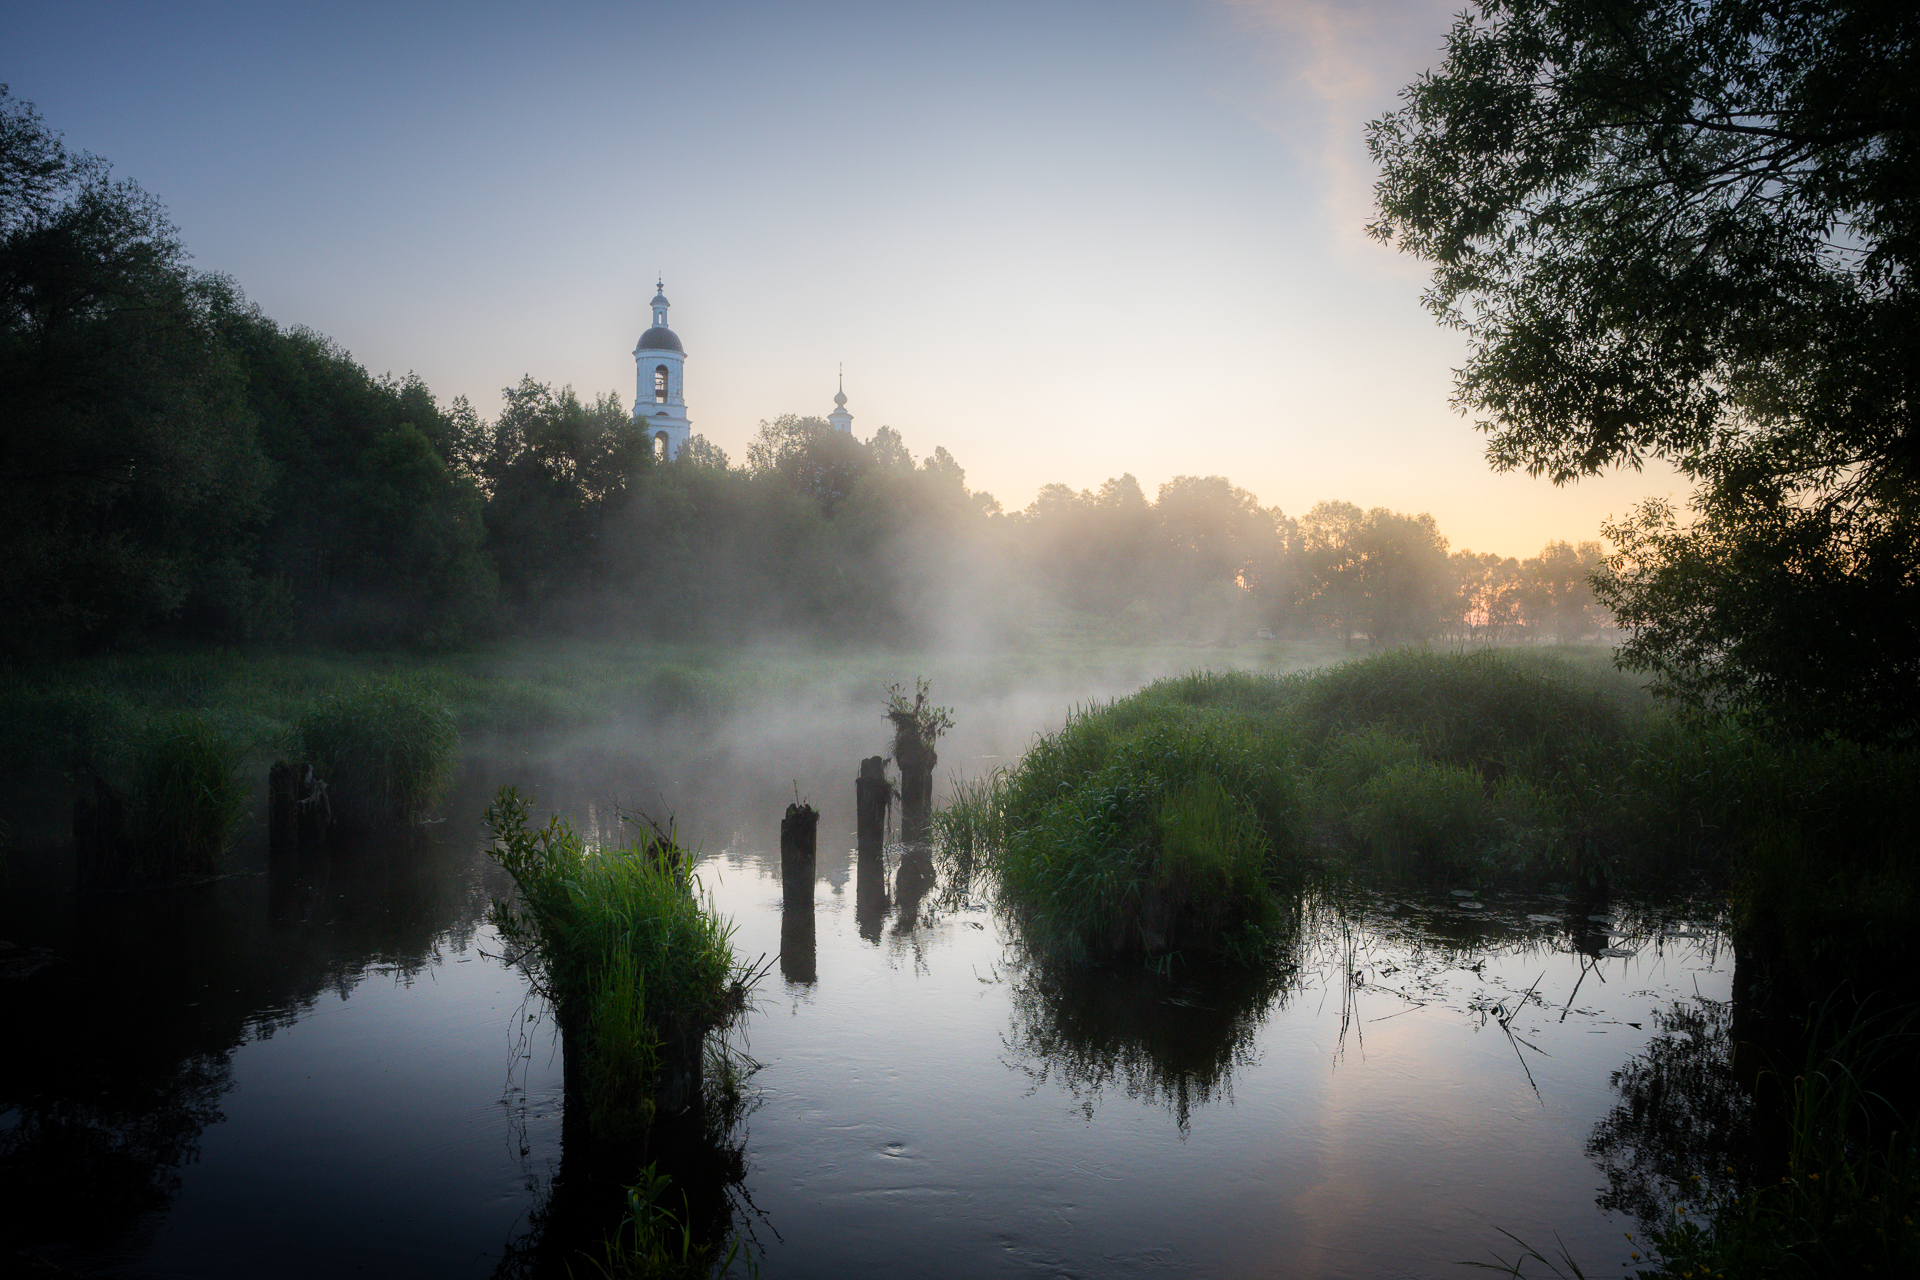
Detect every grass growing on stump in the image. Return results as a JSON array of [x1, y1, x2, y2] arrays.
[[296, 676, 457, 826], [484, 788, 747, 1147], [885, 677, 952, 843]]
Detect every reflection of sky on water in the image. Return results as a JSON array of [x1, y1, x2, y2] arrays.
[[3, 704, 1735, 1279], [710, 847, 1732, 1279]]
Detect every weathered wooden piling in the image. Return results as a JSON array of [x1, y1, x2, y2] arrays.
[[73, 772, 131, 891], [268, 761, 331, 853], [856, 756, 891, 858], [780, 802, 819, 913], [897, 741, 935, 845]]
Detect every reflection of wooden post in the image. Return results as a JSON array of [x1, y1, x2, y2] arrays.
[[269, 761, 299, 853], [780, 802, 818, 913], [856, 848, 889, 944], [894, 847, 936, 929], [856, 756, 890, 858], [780, 906, 817, 986]]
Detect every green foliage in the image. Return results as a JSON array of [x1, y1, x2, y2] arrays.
[[883, 677, 953, 755], [578, 1163, 757, 1280], [1350, 758, 1489, 870], [477, 378, 650, 623], [983, 707, 1304, 961], [1484, 1002, 1920, 1279], [1638, 1002, 1920, 1278], [221, 311, 497, 648], [0, 89, 270, 655], [958, 650, 1915, 985], [1369, 0, 1920, 742], [484, 789, 744, 1147], [128, 711, 247, 879], [585, 949, 660, 1140], [296, 676, 458, 825]]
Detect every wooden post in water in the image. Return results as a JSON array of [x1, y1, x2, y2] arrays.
[[897, 741, 935, 845], [780, 802, 819, 914], [268, 761, 331, 853], [855, 756, 890, 858], [73, 772, 130, 891], [269, 761, 300, 854]]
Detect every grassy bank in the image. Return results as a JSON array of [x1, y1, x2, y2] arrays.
[[941, 649, 1918, 986], [0, 636, 1332, 779]]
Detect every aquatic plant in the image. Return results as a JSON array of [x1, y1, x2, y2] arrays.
[[128, 711, 248, 879], [296, 676, 458, 825], [578, 1162, 758, 1280], [485, 788, 748, 1147]]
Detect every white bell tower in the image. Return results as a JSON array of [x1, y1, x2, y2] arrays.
[[827, 366, 853, 435], [633, 279, 691, 460]]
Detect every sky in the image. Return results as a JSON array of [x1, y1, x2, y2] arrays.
[[6, 0, 1685, 558]]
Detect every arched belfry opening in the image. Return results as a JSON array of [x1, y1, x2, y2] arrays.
[[633, 277, 690, 461]]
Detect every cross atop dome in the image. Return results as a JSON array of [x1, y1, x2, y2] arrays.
[[633, 277, 691, 459]]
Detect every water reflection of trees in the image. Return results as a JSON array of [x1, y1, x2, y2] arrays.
[[1587, 998, 1752, 1236], [0, 777, 512, 1266], [1003, 957, 1291, 1133]]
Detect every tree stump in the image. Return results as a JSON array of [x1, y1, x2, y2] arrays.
[[855, 756, 891, 858], [896, 740, 935, 844], [780, 802, 818, 914], [73, 772, 131, 891], [268, 761, 331, 853]]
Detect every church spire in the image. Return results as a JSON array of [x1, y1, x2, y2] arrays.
[[828, 365, 853, 434]]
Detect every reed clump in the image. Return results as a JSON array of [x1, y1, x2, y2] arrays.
[[967, 701, 1306, 961], [296, 676, 458, 826], [127, 711, 248, 879], [944, 650, 1917, 983], [485, 789, 747, 1147]]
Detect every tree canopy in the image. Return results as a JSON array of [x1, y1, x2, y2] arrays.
[[1368, 0, 1920, 742]]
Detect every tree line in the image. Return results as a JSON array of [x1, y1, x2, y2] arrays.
[[1, 86, 1609, 660]]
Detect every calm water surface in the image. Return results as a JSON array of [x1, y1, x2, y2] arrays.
[[2, 719, 1729, 1279]]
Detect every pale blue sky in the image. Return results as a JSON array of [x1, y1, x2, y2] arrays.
[[6, 0, 1681, 556]]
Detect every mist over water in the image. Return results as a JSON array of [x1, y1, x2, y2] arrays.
[[1, 645, 1737, 1278]]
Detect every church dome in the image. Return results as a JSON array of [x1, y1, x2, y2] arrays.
[[636, 326, 683, 353]]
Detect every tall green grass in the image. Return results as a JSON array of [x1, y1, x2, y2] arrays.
[[296, 676, 458, 825], [944, 649, 1918, 984], [127, 711, 248, 879], [485, 789, 747, 1146], [960, 693, 1306, 961]]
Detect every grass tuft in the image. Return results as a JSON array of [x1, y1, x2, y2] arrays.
[[296, 676, 458, 826], [485, 788, 748, 1147], [128, 710, 247, 878]]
